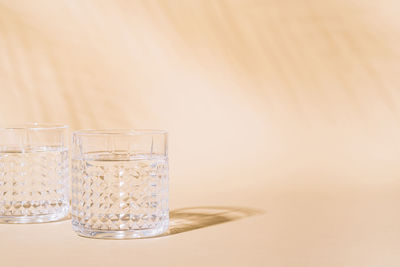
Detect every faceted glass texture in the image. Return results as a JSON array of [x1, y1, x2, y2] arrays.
[[71, 130, 169, 239], [0, 124, 69, 223]]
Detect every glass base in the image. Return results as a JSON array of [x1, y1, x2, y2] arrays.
[[72, 221, 169, 239], [0, 210, 69, 224]]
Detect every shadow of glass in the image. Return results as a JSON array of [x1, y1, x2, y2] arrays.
[[164, 206, 263, 236]]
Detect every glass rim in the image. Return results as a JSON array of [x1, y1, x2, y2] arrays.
[[73, 129, 168, 136], [0, 123, 68, 131]]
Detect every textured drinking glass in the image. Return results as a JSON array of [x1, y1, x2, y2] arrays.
[[0, 123, 69, 223], [71, 130, 169, 239]]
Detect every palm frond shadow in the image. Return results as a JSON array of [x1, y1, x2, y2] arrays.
[[163, 206, 263, 236]]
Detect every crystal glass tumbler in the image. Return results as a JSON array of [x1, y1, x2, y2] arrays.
[[0, 123, 69, 223], [71, 130, 169, 239]]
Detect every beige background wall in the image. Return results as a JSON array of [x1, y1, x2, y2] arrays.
[[0, 0, 400, 266]]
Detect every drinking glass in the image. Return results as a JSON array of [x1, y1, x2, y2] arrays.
[[0, 123, 69, 223], [71, 129, 169, 239]]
